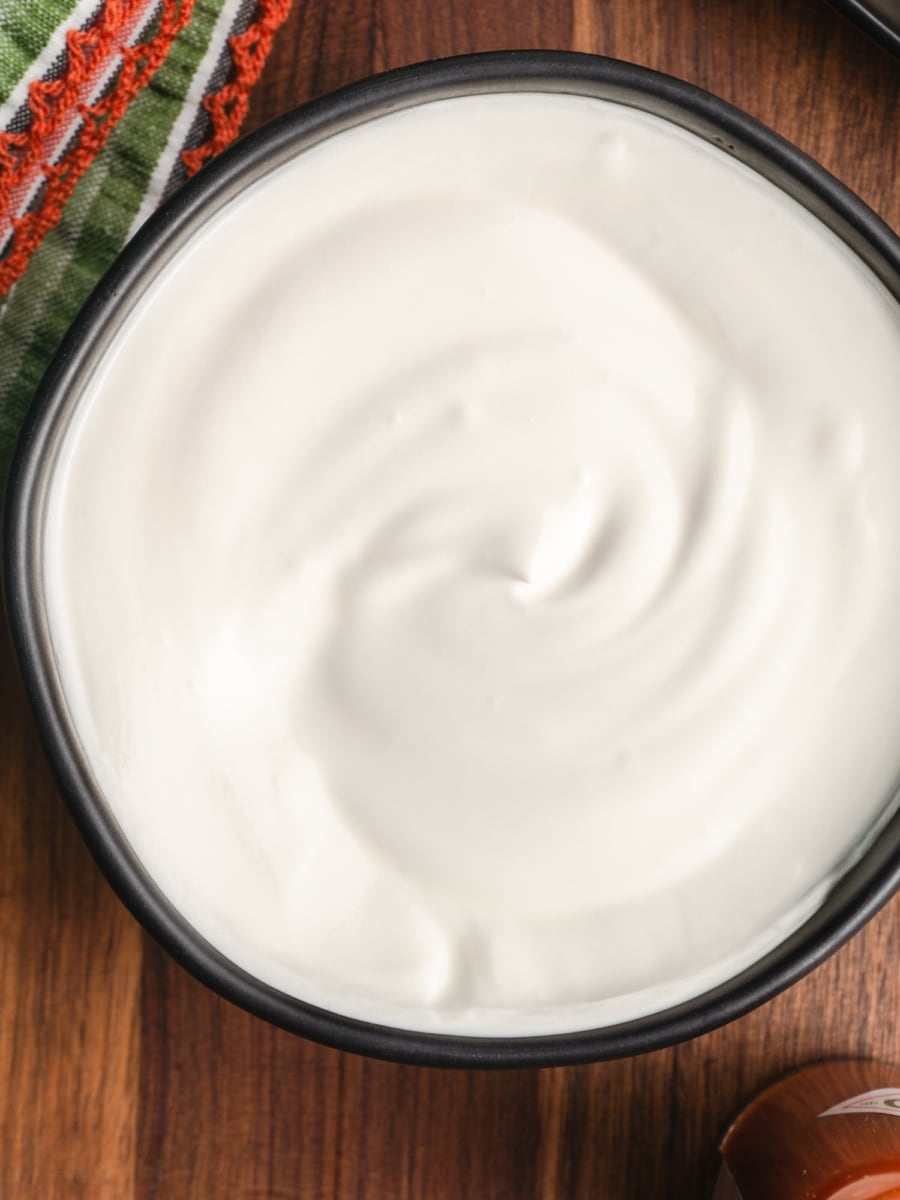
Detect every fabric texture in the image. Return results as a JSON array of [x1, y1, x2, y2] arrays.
[[0, 0, 290, 476]]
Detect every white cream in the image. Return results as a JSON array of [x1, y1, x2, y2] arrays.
[[43, 93, 900, 1035]]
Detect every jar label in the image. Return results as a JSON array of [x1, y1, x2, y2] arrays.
[[711, 1164, 743, 1199], [819, 1087, 900, 1118]]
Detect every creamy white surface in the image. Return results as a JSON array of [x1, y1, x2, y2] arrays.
[[44, 93, 900, 1035]]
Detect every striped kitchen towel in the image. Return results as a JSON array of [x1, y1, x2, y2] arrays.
[[0, 0, 291, 477]]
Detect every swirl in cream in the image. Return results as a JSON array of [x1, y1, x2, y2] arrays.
[[44, 93, 900, 1033]]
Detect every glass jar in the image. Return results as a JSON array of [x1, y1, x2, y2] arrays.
[[715, 1060, 900, 1199]]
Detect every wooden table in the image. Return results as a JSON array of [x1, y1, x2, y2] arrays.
[[3, 2, 900, 1196]]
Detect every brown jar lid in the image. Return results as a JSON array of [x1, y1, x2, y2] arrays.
[[719, 1061, 900, 1200]]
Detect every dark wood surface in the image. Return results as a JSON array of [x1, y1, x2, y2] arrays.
[[3, 2, 900, 1197]]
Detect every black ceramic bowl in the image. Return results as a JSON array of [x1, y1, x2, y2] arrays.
[[828, 0, 900, 57], [6, 52, 900, 1069]]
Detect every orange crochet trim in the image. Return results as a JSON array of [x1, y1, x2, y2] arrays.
[[0, 0, 195, 296], [181, 0, 292, 177], [1, 0, 151, 216]]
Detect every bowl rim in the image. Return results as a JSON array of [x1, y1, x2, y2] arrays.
[[827, 0, 900, 58], [5, 49, 900, 1069]]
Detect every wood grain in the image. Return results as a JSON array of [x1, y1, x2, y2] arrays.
[[0, 630, 142, 1200], [3, 2, 900, 1197]]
